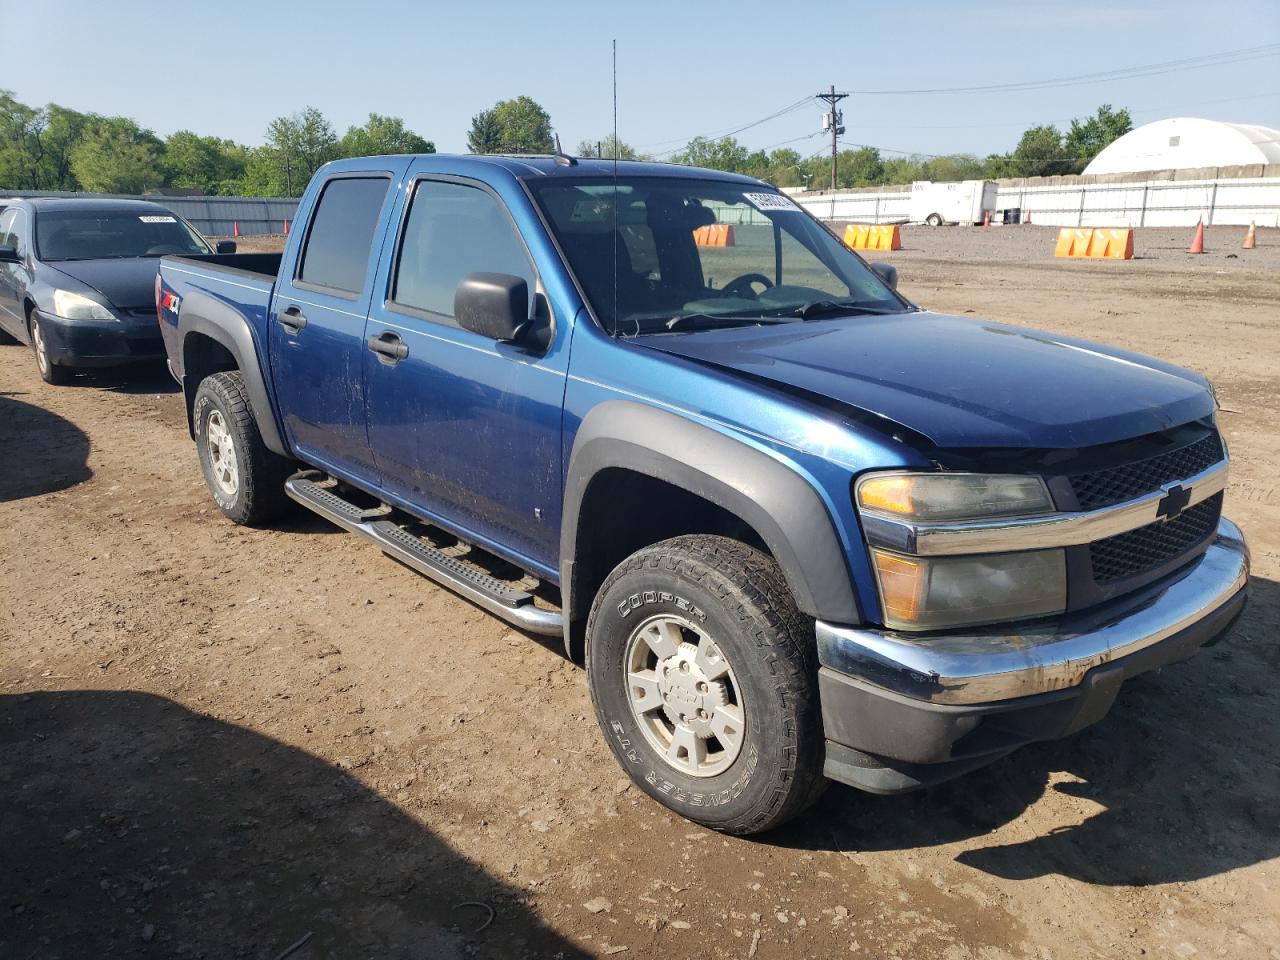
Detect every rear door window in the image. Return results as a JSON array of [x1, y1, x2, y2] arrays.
[[297, 177, 390, 296]]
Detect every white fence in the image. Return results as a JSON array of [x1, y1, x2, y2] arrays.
[[795, 174, 1280, 228]]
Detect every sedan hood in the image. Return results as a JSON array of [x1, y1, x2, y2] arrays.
[[635, 312, 1215, 449], [46, 257, 163, 311]]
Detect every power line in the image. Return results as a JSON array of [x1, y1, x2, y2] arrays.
[[641, 97, 812, 151], [844, 42, 1280, 95]]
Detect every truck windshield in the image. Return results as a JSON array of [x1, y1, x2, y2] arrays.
[[528, 176, 906, 334], [36, 209, 211, 261]]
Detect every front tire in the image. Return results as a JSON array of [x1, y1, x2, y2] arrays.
[[30, 314, 75, 385], [586, 535, 826, 835], [193, 370, 291, 526], [925, 213, 944, 227]]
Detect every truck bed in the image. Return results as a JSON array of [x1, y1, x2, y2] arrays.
[[164, 252, 283, 280]]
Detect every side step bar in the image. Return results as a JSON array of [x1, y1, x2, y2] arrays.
[[285, 472, 563, 637]]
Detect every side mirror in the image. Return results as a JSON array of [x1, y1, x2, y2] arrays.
[[215, 240, 237, 254], [869, 261, 898, 291], [454, 272, 530, 342], [0, 246, 20, 264]]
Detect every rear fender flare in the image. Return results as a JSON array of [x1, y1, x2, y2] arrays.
[[178, 291, 287, 456], [561, 400, 861, 645]]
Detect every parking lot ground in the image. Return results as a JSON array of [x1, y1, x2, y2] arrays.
[[2, 226, 1278, 959]]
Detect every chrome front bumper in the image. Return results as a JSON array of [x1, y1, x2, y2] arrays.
[[818, 517, 1249, 707]]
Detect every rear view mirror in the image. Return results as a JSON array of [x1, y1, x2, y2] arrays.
[[0, 246, 20, 264], [870, 261, 898, 291], [455, 272, 530, 343], [215, 240, 237, 254]]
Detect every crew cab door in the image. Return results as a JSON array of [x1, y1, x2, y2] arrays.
[[269, 172, 398, 485], [362, 172, 569, 575]]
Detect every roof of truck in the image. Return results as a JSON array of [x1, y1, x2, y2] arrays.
[[332, 153, 766, 185]]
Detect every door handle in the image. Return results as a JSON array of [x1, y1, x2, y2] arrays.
[[367, 331, 409, 363], [277, 306, 307, 333]]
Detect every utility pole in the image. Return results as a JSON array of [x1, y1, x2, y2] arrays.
[[815, 85, 848, 190]]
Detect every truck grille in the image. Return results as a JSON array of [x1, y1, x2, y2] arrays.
[[1069, 432, 1224, 510], [1088, 493, 1222, 583]]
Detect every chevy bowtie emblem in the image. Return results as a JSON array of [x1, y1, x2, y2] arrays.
[[1156, 484, 1192, 520]]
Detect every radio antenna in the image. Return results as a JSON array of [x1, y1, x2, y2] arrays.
[[611, 39, 619, 337]]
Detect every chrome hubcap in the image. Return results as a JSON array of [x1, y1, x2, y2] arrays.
[[625, 614, 745, 777], [205, 410, 239, 497]]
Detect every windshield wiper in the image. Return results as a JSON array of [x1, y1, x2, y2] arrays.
[[787, 299, 903, 321], [664, 313, 790, 332]]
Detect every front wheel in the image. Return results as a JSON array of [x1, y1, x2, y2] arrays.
[[586, 535, 826, 835], [30, 314, 75, 385], [925, 213, 944, 227]]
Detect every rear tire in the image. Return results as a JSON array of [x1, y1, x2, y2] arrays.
[[586, 535, 826, 835], [925, 213, 944, 227], [30, 314, 75, 385], [193, 370, 292, 526]]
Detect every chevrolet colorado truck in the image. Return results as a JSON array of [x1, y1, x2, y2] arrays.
[[157, 154, 1249, 835]]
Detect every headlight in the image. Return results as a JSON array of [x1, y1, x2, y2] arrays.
[[52, 289, 115, 321], [856, 471, 1063, 631], [870, 547, 1066, 631], [857, 472, 1053, 521]]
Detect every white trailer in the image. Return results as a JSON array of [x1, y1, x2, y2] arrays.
[[909, 180, 998, 226]]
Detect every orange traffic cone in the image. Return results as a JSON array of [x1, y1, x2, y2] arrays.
[[1023, 208, 1031, 224], [1243, 221, 1256, 249], [983, 210, 991, 228], [1188, 220, 1205, 254], [233, 221, 241, 238], [283, 218, 290, 236]]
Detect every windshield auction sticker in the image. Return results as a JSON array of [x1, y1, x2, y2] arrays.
[[139, 215, 177, 223], [743, 192, 800, 212]]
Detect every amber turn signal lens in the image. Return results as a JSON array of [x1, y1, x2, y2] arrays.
[[871, 550, 926, 624], [858, 475, 916, 515]]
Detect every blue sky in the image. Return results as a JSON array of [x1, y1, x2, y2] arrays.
[[4, 0, 1278, 159]]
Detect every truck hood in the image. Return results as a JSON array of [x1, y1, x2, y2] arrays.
[[45, 257, 162, 311], [635, 311, 1215, 449]]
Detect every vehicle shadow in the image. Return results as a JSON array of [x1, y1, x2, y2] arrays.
[[0, 690, 591, 960], [0, 393, 92, 501], [75, 361, 181, 395], [773, 575, 1280, 887]]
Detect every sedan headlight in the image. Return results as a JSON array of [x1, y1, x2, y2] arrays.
[[856, 471, 1064, 631], [52, 289, 115, 321]]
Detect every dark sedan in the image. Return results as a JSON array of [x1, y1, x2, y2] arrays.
[[0, 198, 231, 384]]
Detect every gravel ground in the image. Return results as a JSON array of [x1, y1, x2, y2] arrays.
[[1, 226, 1278, 959]]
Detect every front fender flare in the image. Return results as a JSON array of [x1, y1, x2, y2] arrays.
[[177, 291, 287, 456], [561, 399, 861, 633]]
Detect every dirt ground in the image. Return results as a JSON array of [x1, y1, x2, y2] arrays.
[[2, 224, 1278, 960]]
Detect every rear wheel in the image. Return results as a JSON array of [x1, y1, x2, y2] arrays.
[[925, 213, 944, 227], [586, 535, 826, 835], [30, 314, 75, 385], [193, 370, 292, 525]]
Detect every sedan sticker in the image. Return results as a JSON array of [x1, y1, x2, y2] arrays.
[[139, 215, 177, 223], [743, 192, 800, 212]]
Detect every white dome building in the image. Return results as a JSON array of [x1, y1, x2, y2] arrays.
[[1083, 117, 1280, 175]]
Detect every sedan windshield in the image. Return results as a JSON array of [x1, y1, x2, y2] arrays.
[[528, 176, 907, 334], [36, 209, 210, 261]]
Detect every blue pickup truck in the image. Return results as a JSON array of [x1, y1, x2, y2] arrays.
[[157, 154, 1249, 834]]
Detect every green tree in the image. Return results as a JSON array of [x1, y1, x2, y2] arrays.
[[338, 113, 434, 158], [762, 148, 807, 188], [672, 136, 750, 172], [920, 153, 985, 182], [466, 108, 503, 154], [987, 124, 1074, 179], [574, 135, 639, 160], [1065, 104, 1132, 170], [0, 91, 44, 189], [467, 96, 553, 154], [163, 131, 249, 194], [240, 107, 338, 196], [69, 117, 165, 193], [881, 155, 926, 185]]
